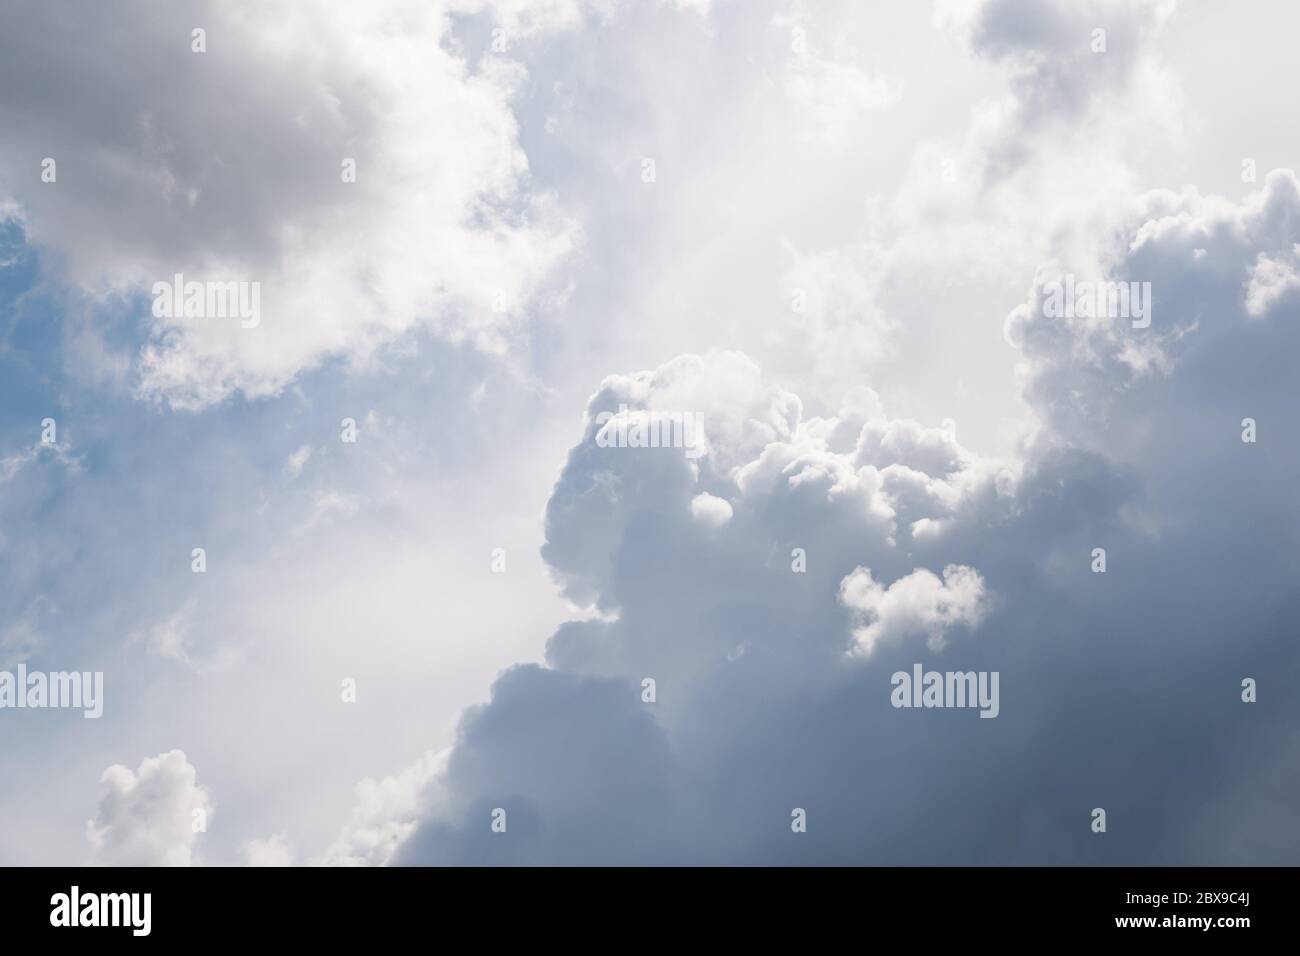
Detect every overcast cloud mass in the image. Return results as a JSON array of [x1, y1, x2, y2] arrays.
[[0, 0, 1297, 866]]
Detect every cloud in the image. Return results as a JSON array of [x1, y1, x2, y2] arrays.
[[0, 0, 578, 410], [380, 158, 1300, 862], [0, 436, 81, 484], [86, 750, 213, 866], [392, 665, 680, 865], [774, 240, 896, 393], [934, 0, 1179, 144], [320, 750, 446, 867], [243, 833, 294, 867], [1007, 169, 1300, 450], [839, 564, 989, 656], [380, 350, 1017, 863], [1245, 245, 1300, 318], [783, 52, 903, 146], [132, 603, 199, 667], [282, 444, 313, 482], [4, 0, 1298, 869], [690, 492, 733, 528], [0, 599, 53, 670]]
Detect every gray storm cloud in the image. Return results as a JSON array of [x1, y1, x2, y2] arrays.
[[391, 173, 1300, 862]]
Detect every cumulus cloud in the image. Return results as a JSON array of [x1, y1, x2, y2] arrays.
[[381, 350, 1019, 863], [1245, 246, 1300, 318], [86, 750, 213, 866], [0, 0, 578, 410], [689, 492, 733, 527], [933, 0, 1180, 153], [320, 750, 446, 867], [840, 564, 989, 656], [393, 665, 680, 865], [376, 156, 1300, 863], [1007, 169, 1300, 452]]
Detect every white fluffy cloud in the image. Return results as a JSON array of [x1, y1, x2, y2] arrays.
[[690, 492, 734, 527], [320, 750, 446, 867], [840, 564, 989, 656], [1245, 246, 1300, 318], [86, 750, 213, 866]]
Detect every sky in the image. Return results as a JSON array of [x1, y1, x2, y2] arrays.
[[0, 0, 1298, 865]]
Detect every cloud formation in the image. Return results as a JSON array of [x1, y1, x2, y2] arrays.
[[0, 0, 1296, 868], [377, 159, 1300, 863], [86, 750, 212, 866], [0, 0, 577, 409], [840, 564, 989, 656]]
